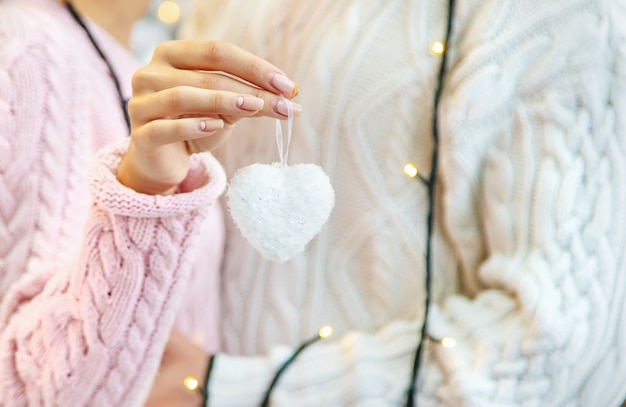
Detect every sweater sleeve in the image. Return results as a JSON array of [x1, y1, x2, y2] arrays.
[[0, 14, 227, 406], [203, 2, 626, 406], [0, 143, 226, 407]]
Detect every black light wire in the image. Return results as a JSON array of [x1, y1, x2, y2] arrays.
[[405, 0, 455, 406], [200, 354, 216, 405], [260, 332, 325, 407], [64, 1, 131, 133]]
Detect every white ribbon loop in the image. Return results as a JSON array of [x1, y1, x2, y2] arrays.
[[275, 96, 294, 167]]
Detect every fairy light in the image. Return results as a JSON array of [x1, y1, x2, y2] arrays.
[[184, 376, 199, 391], [440, 336, 457, 348], [430, 41, 445, 55], [157, 1, 181, 25], [403, 163, 419, 178], [319, 325, 333, 339]]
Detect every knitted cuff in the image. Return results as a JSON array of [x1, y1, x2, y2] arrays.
[[89, 139, 226, 218]]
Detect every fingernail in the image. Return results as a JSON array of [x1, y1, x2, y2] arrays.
[[236, 96, 264, 111], [198, 119, 223, 133], [271, 73, 298, 97], [273, 99, 302, 116]]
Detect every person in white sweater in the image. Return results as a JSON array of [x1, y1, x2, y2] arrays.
[[150, 0, 626, 405]]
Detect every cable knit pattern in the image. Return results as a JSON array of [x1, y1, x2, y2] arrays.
[[0, 1, 226, 405], [184, 0, 626, 405]]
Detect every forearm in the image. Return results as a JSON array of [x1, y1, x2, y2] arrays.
[[205, 284, 624, 407], [207, 320, 436, 406], [0, 211, 201, 406], [0, 141, 226, 406]]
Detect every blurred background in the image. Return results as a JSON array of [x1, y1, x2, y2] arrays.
[[131, 0, 192, 63]]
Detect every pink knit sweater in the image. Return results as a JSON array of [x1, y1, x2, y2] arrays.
[[0, 1, 225, 405]]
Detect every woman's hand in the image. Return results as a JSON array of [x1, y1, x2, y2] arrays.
[[118, 40, 300, 195], [144, 330, 210, 407]]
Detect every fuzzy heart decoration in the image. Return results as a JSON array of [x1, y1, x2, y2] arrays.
[[227, 162, 335, 263]]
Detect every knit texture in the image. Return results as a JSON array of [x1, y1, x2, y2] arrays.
[[0, 1, 225, 405], [184, 0, 626, 405]]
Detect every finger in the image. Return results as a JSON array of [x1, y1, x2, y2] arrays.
[[129, 86, 267, 125], [134, 117, 225, 148], [219, 98, 302, 124], [153, 40, 299, 98], [133, 66, 253, 94], [133, 69, 302, 119]]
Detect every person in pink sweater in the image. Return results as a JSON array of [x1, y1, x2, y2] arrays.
[[0, 0, 299, 406]]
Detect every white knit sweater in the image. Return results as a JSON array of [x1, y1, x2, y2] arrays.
[[183, 0, 626, 405]]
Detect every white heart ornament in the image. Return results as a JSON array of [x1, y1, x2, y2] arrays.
[[227, 162, 335, 263]]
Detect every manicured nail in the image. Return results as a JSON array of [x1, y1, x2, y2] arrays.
[[273, 99, 302, 116], [271, 73, 298, 97], [198, 119, 223, 133], [236, 96, 264, 111]]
